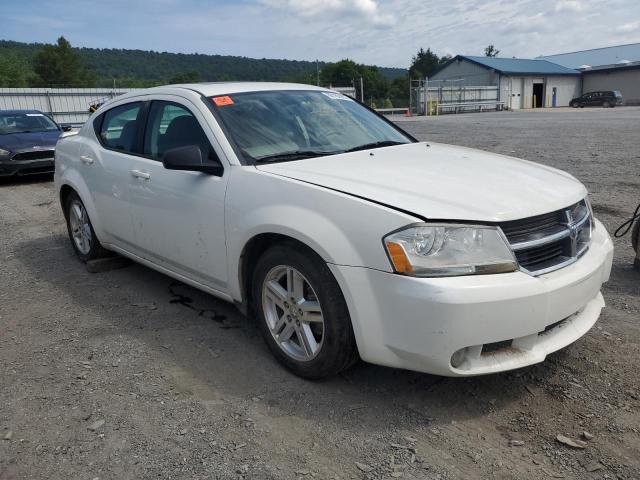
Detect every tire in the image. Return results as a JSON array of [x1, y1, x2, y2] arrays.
[[602, 101, 610, 108], [64, 191, 109, 262], [570, 101, 578, 108], [252, 243, 358, 379]]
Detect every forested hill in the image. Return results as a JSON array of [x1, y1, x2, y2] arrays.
[[0, 40, 407, 86]]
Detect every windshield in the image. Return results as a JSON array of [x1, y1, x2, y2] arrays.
[[211, 90, 411, 163], [0, 112, 59, 135]]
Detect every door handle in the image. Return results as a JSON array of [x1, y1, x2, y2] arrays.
[[131, 169, 151, 180], [79, 155, 94, 165]]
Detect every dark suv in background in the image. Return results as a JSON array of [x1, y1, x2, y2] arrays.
[[570, 91, 623, 108], [0, 109, 72, 177]]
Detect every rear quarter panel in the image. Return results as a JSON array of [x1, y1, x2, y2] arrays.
[[54, 132, 107, 241]]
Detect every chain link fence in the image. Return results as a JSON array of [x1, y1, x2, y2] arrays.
[[410, 81, 503, 115]]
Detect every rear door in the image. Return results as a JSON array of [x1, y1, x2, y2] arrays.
[[79, 101, 143, 248], [125, 96, 229, 291]]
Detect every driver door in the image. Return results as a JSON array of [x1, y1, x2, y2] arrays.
[[126, 97, 229, 292]]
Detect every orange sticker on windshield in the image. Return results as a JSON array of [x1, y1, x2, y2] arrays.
[[212, 95, 234, 106]]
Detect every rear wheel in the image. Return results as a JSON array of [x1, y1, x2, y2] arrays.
[[64, 191, 109, 262], [602, 101, 610, 108], [252, 243, 358, 379]]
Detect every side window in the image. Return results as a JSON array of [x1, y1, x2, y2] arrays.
[[98, 102, 142, 153], [143, 101, 214, 161]]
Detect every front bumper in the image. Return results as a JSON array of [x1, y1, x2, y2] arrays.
[[329, 219, 614, 376], [0, 157, 55, 177]]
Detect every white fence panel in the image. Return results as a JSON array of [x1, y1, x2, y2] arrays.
[[0, 88, 141, 125]]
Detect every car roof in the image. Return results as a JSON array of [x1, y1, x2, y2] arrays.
[[113, 82, 330, 102], [0, 109, 45, 115]]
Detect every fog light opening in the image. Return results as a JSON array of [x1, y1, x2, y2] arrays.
[[450, 348, 467, 369]]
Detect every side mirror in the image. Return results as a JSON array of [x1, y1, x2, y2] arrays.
[[60, 125, 73, 132], [162, 145, 223, 176]]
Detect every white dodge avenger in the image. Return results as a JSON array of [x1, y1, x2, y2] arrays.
[[55, 83, 614, 379]]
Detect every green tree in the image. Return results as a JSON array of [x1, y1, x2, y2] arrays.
[[320, 59, 360, 88], [168, 70, 201, 84], [387, 76, 409, 107], [0, 39, 409, 89], [320, 59, 390, 103], [409, 48, 446, 79], [484, 45, 500, 57], [33, 36, 96, 86], [0, 53, 35, 86]]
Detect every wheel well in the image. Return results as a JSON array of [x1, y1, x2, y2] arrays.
[[59, 184, 75, 216], [239, 233, 323, 314]]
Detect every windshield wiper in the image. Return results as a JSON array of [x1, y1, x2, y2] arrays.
[[344, 140, 406, 153], [254, 150, 339, 163]]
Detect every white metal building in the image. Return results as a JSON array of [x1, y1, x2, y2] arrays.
[[539, 43, 640, 105], [430, 56, 581, 110]]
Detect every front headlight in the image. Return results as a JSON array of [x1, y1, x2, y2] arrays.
[[0, 148, 11, 157], [384, 224, 517, 277]]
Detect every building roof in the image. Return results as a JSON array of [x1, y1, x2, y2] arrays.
[[454, 55, 580, 75], [537, 43, 640, 69]]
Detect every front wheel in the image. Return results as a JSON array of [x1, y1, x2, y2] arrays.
[[252, 244, 358, 379], [570, 101, 579, 108], [64, 191, 109, 262]]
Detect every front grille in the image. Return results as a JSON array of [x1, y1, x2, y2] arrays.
[[516, 239, 568, 271], [500, 210, 566, 244], [12, 150, 55, 161], [499, 200, 592, 276]]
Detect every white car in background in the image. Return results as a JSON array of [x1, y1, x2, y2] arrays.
[[54, 83, 614, 379]]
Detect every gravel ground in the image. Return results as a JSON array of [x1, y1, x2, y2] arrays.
[[1, 107, 639, 480]]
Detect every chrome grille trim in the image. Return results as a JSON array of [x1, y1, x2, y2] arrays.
[[509, 212, 591, 251], [499, 200, 592, 276]]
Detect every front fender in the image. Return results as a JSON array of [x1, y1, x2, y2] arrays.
[[225, 167, 419, 300]]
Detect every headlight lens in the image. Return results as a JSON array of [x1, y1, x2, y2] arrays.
[[0, 148, 10, 157], [384, 224, 517, 277]]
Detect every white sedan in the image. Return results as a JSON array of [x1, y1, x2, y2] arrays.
[[55, 83, 614, 379]]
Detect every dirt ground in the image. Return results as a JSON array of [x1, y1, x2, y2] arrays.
[[1, 107, 639, 480]]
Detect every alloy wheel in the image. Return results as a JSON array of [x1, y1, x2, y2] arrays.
[[69, 200, 92, 255], [261, 265, 325, 361]]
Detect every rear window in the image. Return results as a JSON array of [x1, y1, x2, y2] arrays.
[[97, 102, 142, 153]]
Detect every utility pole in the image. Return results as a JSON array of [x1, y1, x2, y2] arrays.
[[316, 60, 320, 86], [359, 77, 364, 103]]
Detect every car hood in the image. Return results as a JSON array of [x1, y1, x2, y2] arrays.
[[0, 130, 61, 152], [255, 142, 587, 222]]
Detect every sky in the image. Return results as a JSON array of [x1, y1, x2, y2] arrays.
[[1, 0, 639, 68]]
